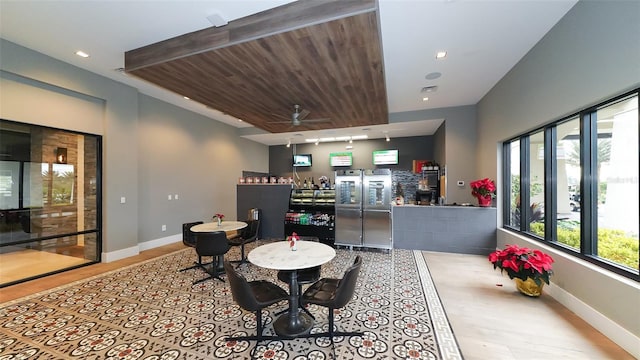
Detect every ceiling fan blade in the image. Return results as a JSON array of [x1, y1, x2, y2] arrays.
[[298, 109, 311, 120], [267, 120, 295, 124], [269, 113, 290, 121], [301, 117, 331, 123]]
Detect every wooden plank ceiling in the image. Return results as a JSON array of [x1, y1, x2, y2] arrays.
[[125, 0, 388, 134]]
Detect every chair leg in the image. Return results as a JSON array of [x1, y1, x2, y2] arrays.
[[230, 243, 249, 267], [225, 309, 281, 342], [193, 257, 225, 284], [304, 308, 363, 339], [179, 255, 213, 272], [178, 262, 200, 272]]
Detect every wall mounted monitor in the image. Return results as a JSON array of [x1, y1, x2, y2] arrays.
[[293, 154, 312, 167], [373, 149, 398, 165], [329, 152, 353, 167]]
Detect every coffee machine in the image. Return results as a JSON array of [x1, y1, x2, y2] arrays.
[[415, 189, 435, 205]]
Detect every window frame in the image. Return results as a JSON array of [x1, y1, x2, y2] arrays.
[[502, 88, 640, 281]]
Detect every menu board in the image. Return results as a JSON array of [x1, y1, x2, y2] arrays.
[[330, 152, 353, 166], [373, 149, 398, 165]]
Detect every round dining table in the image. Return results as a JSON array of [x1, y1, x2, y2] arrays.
[[248, 240, 336, 338], [190, 221, 247, 233], [190, 221, 247, 275]]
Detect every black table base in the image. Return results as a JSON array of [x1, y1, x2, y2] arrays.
[[273, 311, 314, 338]]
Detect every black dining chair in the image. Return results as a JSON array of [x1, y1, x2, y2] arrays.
[[302, 255, 364, 343], [178, 221, 205, 272], [223, 260, 288, 342], [275, 236, 321, 319], [193, 231, 230, 284], [227, 219, 260, 267]]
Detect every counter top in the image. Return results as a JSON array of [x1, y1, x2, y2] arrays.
[[393, 204, 494, 209]]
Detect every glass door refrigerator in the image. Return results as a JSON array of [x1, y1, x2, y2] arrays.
[[362, 169, 392, 249], [335, 169, 392, 249], [334, 169, 362, 247]]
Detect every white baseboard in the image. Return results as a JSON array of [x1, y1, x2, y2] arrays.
[[547, 282, 640, 358], [101, 245, 139, 263], [139, 234, 181, 251], [102, 234, 182, 263]]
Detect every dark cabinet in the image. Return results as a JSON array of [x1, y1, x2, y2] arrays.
[[284, 189, 335, 246], [236, 184, 291, 240]]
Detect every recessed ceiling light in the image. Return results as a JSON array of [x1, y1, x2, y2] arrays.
[[422, 97, 429, 101], [183, 96, 190, 100], [75, 50, 90, 58], [421, 86, 438, 93], [436, 51, 447, 59], [425, 72, 441, 80]]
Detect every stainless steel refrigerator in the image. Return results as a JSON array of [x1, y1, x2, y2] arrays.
[[335, 169, 392, 249]]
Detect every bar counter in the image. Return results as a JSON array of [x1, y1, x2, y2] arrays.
[[392, 204, 496, 255]]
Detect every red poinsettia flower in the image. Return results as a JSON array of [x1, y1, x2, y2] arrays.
[[470, 178, 497, 198], [489, 244, 554, 286], [213, 213, 224, 220]]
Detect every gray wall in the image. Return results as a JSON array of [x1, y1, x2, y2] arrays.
[[477, 1, 640, 349], [1, 39, 139, 254], [137, 95, 268, 241], [390, 105, 477, 204], [269, 135, 435, 184], [0, 39, 269, 258]]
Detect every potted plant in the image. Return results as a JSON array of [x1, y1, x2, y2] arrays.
[[470, 178, 496, 207], [488, 244, 554, 297]]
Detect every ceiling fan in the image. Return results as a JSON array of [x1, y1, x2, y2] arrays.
[[269, 104, 331, 126]]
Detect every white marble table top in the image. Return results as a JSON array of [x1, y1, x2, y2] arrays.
[[191, 221, 247, 233], [248, 241, 336, 271]]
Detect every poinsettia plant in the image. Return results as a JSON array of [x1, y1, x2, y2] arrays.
[[489, 244, 554, 286], [470, 178, 496, 198], [213, 213, 224, 220]]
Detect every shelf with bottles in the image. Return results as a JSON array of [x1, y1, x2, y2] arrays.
[[284, 211, 334, 227]]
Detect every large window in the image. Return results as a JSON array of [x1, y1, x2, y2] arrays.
[[503, 90, 639, 280], [0, 120, 102, 287]]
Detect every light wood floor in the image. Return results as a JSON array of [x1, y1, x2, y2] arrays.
[[0, 248, 91, 284], [423, 251, 634, 360], [0, 244, 633, 359]]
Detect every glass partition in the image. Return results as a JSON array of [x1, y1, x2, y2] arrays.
[[0, 120, 101, 287]]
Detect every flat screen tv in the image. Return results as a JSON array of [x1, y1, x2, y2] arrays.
[[329, 152, 353, 167], [293, 154, 312, 167], [373, 149, 398, 165]]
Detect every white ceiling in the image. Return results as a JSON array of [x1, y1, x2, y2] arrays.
[[0, 0, 577, 146]]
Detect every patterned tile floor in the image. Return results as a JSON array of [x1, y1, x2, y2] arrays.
[[0, 242, 462, 359]]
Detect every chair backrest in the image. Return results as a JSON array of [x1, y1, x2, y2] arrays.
[[195, 231, 230, 256], [223, 260, 260, 311], [182, 221, 203, 247], [241, 219, 260, 242], [333, 255, 363, 309]]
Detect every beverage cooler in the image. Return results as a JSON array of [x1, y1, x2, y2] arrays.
[[334, 169, 392, 249], [284, 189, 335, 246]]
